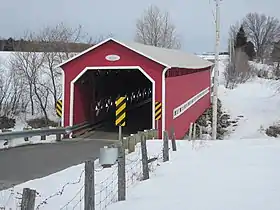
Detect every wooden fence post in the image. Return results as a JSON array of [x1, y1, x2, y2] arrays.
[[163, 131, 169, 162], [192, 123, 197, 139], [128, 135, 136, 153], [170, 127, 177, 151], [118, 141, 126, 201], [21, 188, 36, 210], [135, 133, 141, 144], [188, 123, 193, 141], [84, 160, 95, 210], [140, 134, 149, 180]]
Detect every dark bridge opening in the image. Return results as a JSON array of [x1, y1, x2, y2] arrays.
[[74, 68, 153, 139]]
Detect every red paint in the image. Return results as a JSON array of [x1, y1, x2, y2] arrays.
[[61, 40, 163, 132], [73, 83, 92, 125], [165, 69, 211, 139], [60, 39, 212, 139]]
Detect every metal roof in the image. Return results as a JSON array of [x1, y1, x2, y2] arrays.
[[56, 38, 213, 69]]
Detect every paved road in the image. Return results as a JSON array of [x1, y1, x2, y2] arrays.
[[0, 139, 112, 190], [0, 102, 152, 191]]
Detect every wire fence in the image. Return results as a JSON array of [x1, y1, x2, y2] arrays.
[[0, 130, 168, 210], [58, 145, 164, 210]]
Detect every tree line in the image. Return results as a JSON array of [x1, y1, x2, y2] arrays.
[[0, 37, 91, 52]]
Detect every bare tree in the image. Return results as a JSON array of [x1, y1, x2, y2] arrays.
[[242, 13, 280, 63], [36, 23, 85, 108], [0, 58, 25, 117], [87, 33, 114, 45], [228, 22, 241, 45], [135, 5, 181, 49], [224, 51, 251, 89], [10, 48, 50, 122], [36, 23, 112, 108]]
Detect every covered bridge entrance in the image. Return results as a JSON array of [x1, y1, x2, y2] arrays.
[[57, 38, 213, 139]]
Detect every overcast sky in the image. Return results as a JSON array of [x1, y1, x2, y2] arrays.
[[1, 0, 279, 53]]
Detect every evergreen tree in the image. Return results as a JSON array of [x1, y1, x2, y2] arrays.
[[245, 41, 256, 60], [234, 26, 256, 60], [271, 41, 280, 75], [271, 41, 280, 62], [235, 26, 247, 48]]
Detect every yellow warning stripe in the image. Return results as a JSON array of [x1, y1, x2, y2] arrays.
[[115, 97, 125, 107], [155, 102, 161, 111], [155, 101, 162, 120], [116, 103, 126, 116], [56, 100, 63, 117], [116, 112, 126, 126]]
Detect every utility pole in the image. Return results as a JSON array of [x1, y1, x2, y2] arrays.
[[212, 0, 221, 140]]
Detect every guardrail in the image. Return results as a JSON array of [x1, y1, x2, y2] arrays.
[[0, 121, 91, 141], [0, 99, 152, 143]]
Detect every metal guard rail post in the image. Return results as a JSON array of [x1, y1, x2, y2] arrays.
[[0, 121, 91, 141]]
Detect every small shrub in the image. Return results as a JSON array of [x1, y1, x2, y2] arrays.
[[265, 125, 280, 137], [27, 117, 58, 128], [0, 116, 16, 129]]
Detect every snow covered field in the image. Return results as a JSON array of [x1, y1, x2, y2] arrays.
[[108, 139, 280, 210]]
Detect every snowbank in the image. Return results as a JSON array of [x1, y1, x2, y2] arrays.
[[107, 139, 280, 210]]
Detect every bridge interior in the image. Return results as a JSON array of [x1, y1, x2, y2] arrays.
[[75, 68, 152, 139]]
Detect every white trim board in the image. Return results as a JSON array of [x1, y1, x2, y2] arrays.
[[61, 69, 65, 127], [173, 87, 210, 119], [161, 67, 170, 136], [69, 66, 156, 130]]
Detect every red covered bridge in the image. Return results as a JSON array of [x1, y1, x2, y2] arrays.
[[57, 38, 213, 139]]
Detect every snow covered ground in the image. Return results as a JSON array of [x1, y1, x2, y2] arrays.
[[2, 139, 280, 209], [0, 141, 163, 209], [216, 55, 280, 139], [0, 133, 56, 150], [219, 78, 280, 139], [108, 139, 280, 210], [0, 117, 57, 149]]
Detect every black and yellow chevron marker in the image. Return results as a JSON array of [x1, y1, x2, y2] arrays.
[[56, 99, 63, 118], [155, 101, 162, 121], [115, 96, 126, 126]]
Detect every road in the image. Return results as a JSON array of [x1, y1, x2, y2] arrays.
[[0, 139, 112, 190], [0, 102, 152, 191]]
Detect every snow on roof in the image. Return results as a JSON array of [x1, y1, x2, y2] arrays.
[[119, 40, 214, 69], [56, 38, 213, 69]]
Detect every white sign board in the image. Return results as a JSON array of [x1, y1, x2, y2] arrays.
[[105, 54, 120, 61]]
